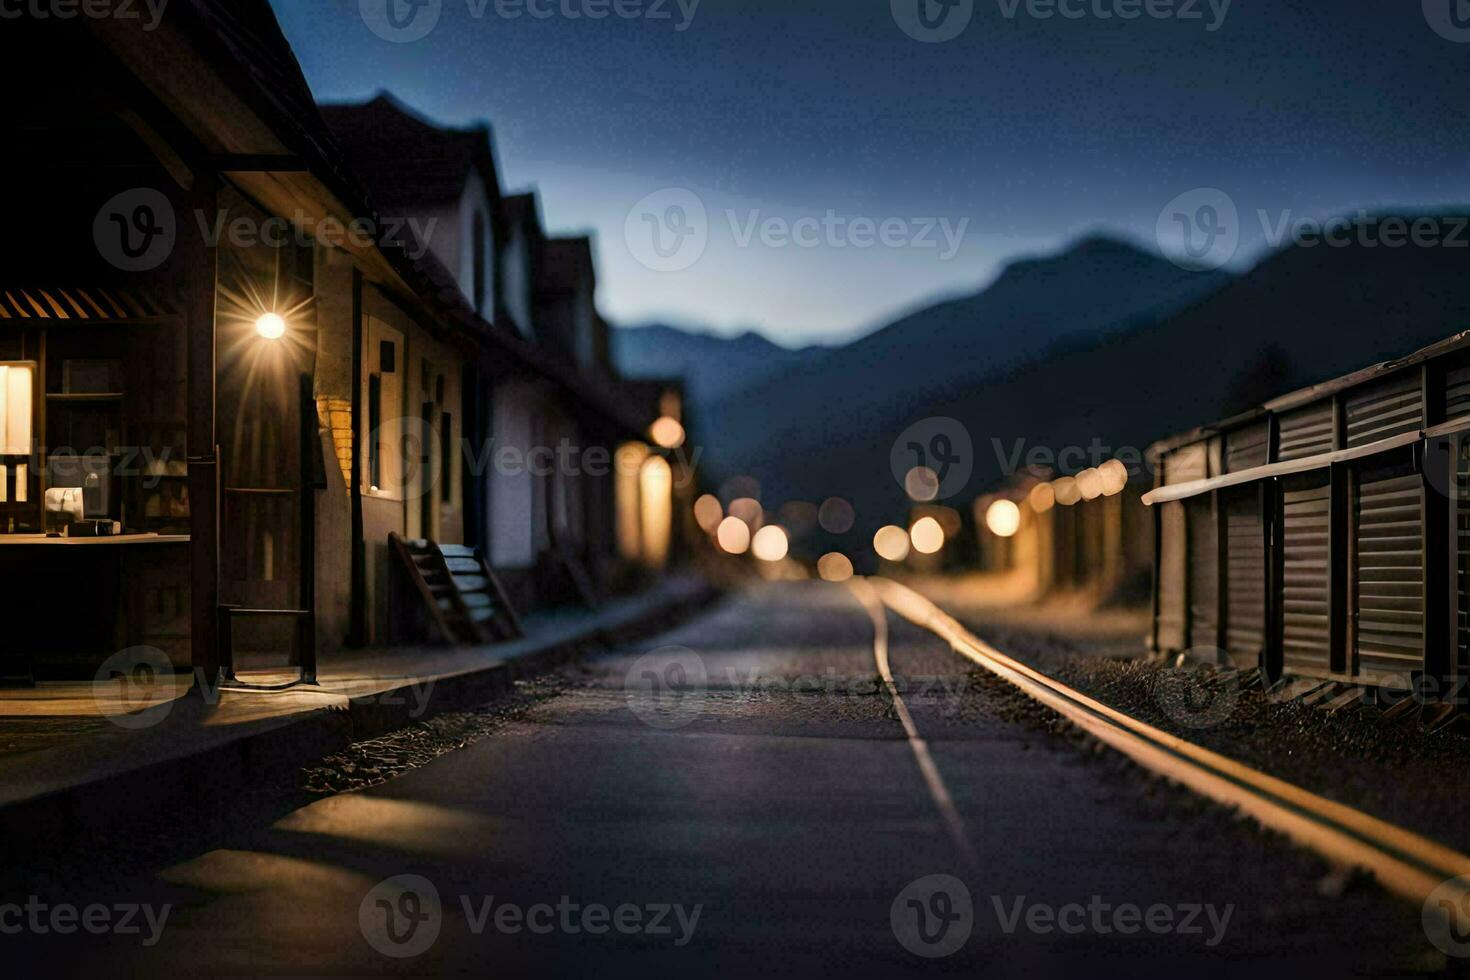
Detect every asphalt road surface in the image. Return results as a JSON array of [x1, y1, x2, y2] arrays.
[[19, 582, 1441, 977]]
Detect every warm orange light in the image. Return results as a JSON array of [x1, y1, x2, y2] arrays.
[[817, 552, 854, 582], [649, 415, 686, 449], [910, 516, 945, 555], [255, 312, 286, 340], [751, 525, 789, 562], [904, 466, 939, 502], [694, 494, 723, 533], [1053, 476, 1081, 506], [1099, 459, 1129, 496], [874, 525, 911, 562], [1077, 467, 1104, 501], [717, 516, 751, 555], [985, 499, 1021, 537], [1029, 482, 1056, 514]]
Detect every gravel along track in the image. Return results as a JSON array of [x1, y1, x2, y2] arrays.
[[939, 608, 1470, 859]]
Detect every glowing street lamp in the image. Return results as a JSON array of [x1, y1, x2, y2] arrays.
[[255, 312, 287, 340]]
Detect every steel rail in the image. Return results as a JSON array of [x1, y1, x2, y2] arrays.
[[870, 576, 1470, 909]]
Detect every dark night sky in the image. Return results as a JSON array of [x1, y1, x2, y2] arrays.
[[272, 0, 1470, 345]]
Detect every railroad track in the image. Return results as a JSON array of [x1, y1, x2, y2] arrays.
[[857, 575, 1470, 914]]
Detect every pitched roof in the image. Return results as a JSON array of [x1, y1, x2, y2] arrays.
[[321, 93, 500, 213], [538, 236, 595, 294]]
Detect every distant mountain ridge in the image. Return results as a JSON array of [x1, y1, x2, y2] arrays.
[[694, 217, 1470, 561], [700, 234, 1232, 491], [612, 322, 829, 428]]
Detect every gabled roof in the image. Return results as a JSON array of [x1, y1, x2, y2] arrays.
[[501, 192, 545, 241], [321, 93, 502, 213], [538, 236, 595, 295]]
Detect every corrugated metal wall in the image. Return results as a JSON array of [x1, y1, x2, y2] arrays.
[[1458, 438, 1470, 679], [1186, 497, 1217, 651], [1157, 500, 1186, 651], [1281, 479, 1332, 675], [1277, 400, 1335, 461], [1345, 373, 1422, 448], [1224, 489, 1266, 669], [1225, 422, 1269, 472], [1353, 469, 1423, 682]]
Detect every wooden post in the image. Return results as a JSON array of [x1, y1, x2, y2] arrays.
[[184, 174, 220, 690]]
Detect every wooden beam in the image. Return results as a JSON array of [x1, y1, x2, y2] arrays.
[[184, 173, 220, 687]]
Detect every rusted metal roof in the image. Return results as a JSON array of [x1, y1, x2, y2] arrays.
[[0, 286, 178, 321]]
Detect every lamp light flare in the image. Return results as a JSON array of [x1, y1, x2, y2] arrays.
[[717, 516, 751, 555], [985, 499, 1022, 538], [910, 516, 945, 555], [873, 525, 911, 562], [255, 312, 287, 340], [751, 525, 789, 562]]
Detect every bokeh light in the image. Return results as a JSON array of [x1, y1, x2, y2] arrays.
[[1077, 467, 1104, 501], [1053, 476, 1081, 506], [693, 494, 723, 534], [873, 525, 911, 562], [1099, 459, 1129, 496], [817, 552, 854, 582], [1029, 482, 1056, 513], [717, 516, 751, 554], [751, 525, 790, 562], [649, 416, 686, 449], [910, 516, 945, 555], [904, 466, 939, 502], [985, 499, 1021, 538], [728, 497, 763, 528], [818, 497, 855, 534]]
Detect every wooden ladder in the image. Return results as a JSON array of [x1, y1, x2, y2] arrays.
[[390, 533, 524, 645]]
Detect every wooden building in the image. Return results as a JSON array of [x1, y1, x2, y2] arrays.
[[0, 1, 671, 681], [1147, 328, 1470, 692]]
